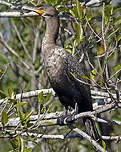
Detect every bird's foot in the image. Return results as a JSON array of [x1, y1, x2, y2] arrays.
[[57, 103, 78, 126], [57, 114, 75, 126]]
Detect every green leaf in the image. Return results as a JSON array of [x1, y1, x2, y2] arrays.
[[114, 15, 121, 25], [80, 74, 90, 80], [114, 117, 121, 122], [117, 36, 121, 43], [34, 60, 40, 70], [18, 110, 25, 121], [44, 93, 52, 104], [113, 7, 121, 14], [14, 102, 28, 108], [0, 90, 7, 98], [70, 72, 77, 79], [26, 148, 32, 152], [10, 136, 20, 150], [0, 54, 9, 64], [75, 23, 84, 44], [108, 28, 119, 39], [97, 45, 104, 55], [76, 0, 82, 20], [9, 99, 17, 104], [1, 111, 8, 127], [104, 4, 113, 25], [49, 139, 54, 145], [90, 69, 96, 80], [0, 69, 4, 75], [43, 0, 59, 5], [85, 14, 93, 23], [102, 140, 106, 150], [114, 65, 121, 73], [38, 92, 44, 104], [66, 49, 72, 54], [8, 87, 14, 98], [69, 9, 75, 18], [79, 26, 83, 42], [41, 121, 54, 125], [113, 65, 121, 77], [24, 111, 33, 124]]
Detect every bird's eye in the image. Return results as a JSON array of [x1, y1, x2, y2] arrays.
[[36, 7, 44, 10]]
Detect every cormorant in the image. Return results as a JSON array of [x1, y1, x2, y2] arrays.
[[27, 4, 101, 142]]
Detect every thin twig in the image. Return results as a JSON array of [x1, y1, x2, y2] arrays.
[[32, 19, 43, 64], [0, 11, 39, 17], [0, 32, 30, 70], [0, 64, 8, 80], [86, 17, 101, 40], [12, 20, 32, 60]]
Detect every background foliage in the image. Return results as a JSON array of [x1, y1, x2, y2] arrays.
[[0, 0, 121, 151]]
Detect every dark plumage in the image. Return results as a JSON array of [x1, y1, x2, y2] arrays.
[[32, 4, 101, 142]]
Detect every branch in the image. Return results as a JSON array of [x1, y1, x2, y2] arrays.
[[1, 103, 121, 129], [2, 131, 121, 143], [0, 64, 8, 80], [0, 0, 16, 8], [32, 19, 43, 64], [102, 136, 121, 141], [5, 127, 105, 151], [91, 90, 121, 99], [3, 128, 121, 141], [0, 11, 39, 17], [0, 89, 55, 105], [12, 20, 32, 60], [73, 127, 105, 152], [0, 88, 120, 105]]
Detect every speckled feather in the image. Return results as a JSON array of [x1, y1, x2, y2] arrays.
[[43, 45, 93, 111]]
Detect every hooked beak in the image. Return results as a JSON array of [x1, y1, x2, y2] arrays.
[[24, 6, 44, 16]]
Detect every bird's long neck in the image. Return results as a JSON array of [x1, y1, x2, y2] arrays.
[[42, 16, 59, 47]]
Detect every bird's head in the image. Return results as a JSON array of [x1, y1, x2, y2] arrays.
[[27, 4, 58, 18]]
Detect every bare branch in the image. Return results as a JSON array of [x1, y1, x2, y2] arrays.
[[12, 20, 32, 60], [32, 19, 43, 64], [1, 102, 121, 129], [0, 64, 8, 80], [102, 136, 121, 141], [86, 17, 101, 40], [0, 11, 38, 17], [0, 0, 16, 8], [0, 1, 39, 17], [4, 127, 105, 151], [73, 128, 105, 152], [0, 88, 55, 105], [0, 88, 120, 105], [2, 130, 121, 143]]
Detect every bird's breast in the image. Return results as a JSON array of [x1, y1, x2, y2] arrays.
[[43, 48, 66, 85]]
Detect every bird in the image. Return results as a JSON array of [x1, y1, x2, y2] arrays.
[[27, 4, 101, 143]]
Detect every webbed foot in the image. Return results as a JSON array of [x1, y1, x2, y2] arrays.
[[57, 103, 78, 125]]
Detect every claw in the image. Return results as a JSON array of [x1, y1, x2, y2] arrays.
[[65, 114, 75, 123], [57, 105, 77, 126], [64, 107, 67, 115], [57, 115, 66, 126], [74, 103, 78, 114], [57, 114, 75, 126]]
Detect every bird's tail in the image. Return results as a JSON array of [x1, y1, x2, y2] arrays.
[[83, 117, 102, 145]]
